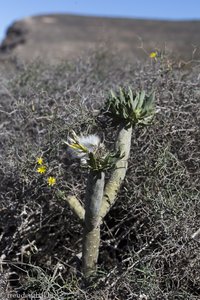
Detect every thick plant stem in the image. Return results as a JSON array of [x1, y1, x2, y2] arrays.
[[82, 171, 105, 278], [82, 226, 100, 279], [65, 195, 85, 222], [58, 191, 85, 222], [99, 123, 132, 222], [192, 228, 200, 242]]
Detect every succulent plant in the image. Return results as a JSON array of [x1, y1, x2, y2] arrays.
[[104, 87, 155, 126]]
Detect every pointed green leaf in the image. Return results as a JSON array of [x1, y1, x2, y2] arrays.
[[136, 90, 146, 109]]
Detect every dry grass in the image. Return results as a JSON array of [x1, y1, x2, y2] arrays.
[[0, 48, 199, 299]]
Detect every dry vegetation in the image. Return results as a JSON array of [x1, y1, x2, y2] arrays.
[[0, 48, 200, 299]]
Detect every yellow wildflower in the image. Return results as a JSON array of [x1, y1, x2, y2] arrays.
[[47, 176, 56, 186], [36, 157, 43, 165], [37, 165, 46, 174], [149, 51, 157, 59]]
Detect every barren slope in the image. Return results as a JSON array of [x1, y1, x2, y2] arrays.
[[0, 14, 200, 62]]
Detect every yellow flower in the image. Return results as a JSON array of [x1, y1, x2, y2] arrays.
[[149, 51, 157, 58], [36, 157, 43, 165], [47, 176, 56, 186], [37, 165, 46, 174]]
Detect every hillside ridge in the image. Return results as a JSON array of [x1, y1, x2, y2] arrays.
[[0, 14, 200, 62]]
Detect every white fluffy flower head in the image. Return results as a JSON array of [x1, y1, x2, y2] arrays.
[[66, 131, 101, 164]]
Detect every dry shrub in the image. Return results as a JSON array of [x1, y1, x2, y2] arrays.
[[0, 48, 199, 299]]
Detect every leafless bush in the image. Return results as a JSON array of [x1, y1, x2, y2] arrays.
[[0, 48, 199, 299]]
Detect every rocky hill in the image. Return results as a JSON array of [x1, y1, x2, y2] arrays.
[[0, 14, 200, 63]]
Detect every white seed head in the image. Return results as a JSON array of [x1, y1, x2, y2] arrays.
[[67, 134, 101, 162], [77, 134, 100, 152]]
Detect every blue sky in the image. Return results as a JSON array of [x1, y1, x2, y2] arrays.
[[1, 0, 200, 42]]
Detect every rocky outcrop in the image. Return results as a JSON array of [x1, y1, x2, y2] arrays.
[[0, 21, 28, 52]]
